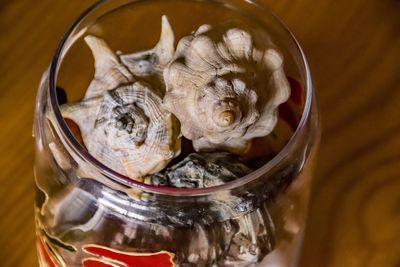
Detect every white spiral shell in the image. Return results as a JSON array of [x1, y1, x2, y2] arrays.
[[163, 22, 291, 154]]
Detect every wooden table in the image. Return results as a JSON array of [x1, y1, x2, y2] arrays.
[[0, 0, 399, 266]]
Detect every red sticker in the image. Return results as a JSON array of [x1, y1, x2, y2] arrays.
[[37, 236, 60, 267], [83, 244, 175, 267]]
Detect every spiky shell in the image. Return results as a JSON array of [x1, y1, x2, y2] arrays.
[[60, 17, 180, 179], [61, 82, 181, 179], [163, 23, 291, 154]]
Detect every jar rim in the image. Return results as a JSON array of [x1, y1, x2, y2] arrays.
[[48, 0, 313, 196]]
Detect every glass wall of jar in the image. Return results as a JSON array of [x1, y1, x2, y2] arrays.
[[34, 1, 320, 266]]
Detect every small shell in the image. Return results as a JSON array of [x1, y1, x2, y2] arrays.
[[163, 23, 291, 154], [119, 15, 175, 95], [61, 82, 181, 179], [147, 152, 252, 188]]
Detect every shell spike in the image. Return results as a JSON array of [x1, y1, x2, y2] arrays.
[[155, 15, 175, 65], [60, 97, 101, 119], [84, 35, 134, 99], [85, 35, 119, 68], [119, 15, 175, 93], [59, 97, 102, 136]]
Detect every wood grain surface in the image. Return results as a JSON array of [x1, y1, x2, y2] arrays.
[[0, 0, 399, 266]]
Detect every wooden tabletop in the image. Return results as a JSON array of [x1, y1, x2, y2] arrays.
[[0, 0, 399, 266]]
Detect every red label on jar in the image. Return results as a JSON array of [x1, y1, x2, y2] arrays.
[[37, 235, 61, 267], [83, 244, 175, 267]]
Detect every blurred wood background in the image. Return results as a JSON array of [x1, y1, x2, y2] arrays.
[[0, 0, 399, 266]]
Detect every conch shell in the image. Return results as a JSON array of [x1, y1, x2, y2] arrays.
[[61, 31, 180, 179], [163, 23, 291, 154]]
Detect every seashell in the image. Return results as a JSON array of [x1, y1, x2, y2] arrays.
[[118, 15, 175, 95], [61, 81, 181, 180], [163, 22, 291, 154], [59, 26, 180, 179], [147, 152, 252, 188]]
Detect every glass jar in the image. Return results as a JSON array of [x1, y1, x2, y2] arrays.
[[33, 0, 319, 266]]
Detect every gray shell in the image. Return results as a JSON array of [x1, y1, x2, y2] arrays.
[[146, 152, 252, 188]]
